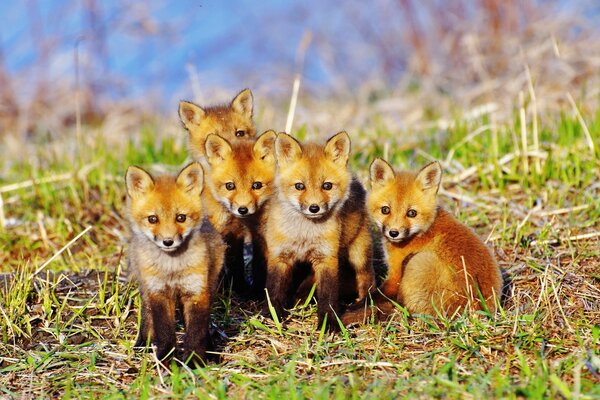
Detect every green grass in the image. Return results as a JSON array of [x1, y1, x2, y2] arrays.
[[0, 103, 599, 399]]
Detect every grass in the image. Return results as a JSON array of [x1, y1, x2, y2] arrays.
[[0, 98, 599, 399]]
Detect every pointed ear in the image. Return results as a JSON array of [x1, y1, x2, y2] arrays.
[[324, 131, 350, 165], [416, 161, 442, 193], [275, 133, 303, 165], [253, 130, 277, 163], [204, 134, 233, 165], [126, 166, 155, 197], [369, 158, 395, 188], [179, 101, 206, 128], [231, 88, 253, 119], [176, 162, 204, 196]]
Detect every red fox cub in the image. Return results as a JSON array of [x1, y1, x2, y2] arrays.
[[342, 159, 502, 324], [262, 132, 375, 330], [204, 130, 277, 298], [178, 89, 255, 295], [178, 88, 255, 163], [126, 162, 225, 366]]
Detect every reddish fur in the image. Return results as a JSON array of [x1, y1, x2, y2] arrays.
[[126, 163, 225, 366], [261, 132, 375, 330], [204, 131, 277, 297], [178, 89, 255, 296], [179, 89, 255, 161], [342, 159, 502, 325]]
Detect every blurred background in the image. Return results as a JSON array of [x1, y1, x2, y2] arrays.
[[0, 0, 599, 146]]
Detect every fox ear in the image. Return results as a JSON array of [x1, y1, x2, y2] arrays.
[[416, 161, 442, 193], [369, 158, 395, 187], [231, 88, 253, 119], [179, 101, 205, 128], [275, 133, 302, 164], [177, 162, 204, 196], [324, 131, 350, 166], [126, 166, 154, 197], [254, 130, 277, 163], [205, 134, 233, 164]]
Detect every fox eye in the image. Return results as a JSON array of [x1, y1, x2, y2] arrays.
[[235, 130, 245, 137], [407, 209, 417, 218], [252, 181, 263, 190], [381, 206, 390, 215], [148, 215, 159, 224], [176, 214, 186, 223], [322, 182, 333, 190], [225, 182, 236, 190], [295, 182, 305, 190]]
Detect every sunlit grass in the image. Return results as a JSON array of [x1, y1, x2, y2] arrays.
[[0, 107, 598, 398]]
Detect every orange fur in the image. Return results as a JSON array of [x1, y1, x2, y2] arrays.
[[204, 130, 277, 297], [342, 159, 502, 325], [126, 163, 225, 366], [179, 88, 255, 163], [261, 132, 375, 330], [178, 89, 255, 296]]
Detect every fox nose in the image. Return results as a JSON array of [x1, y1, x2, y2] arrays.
[[163, 238, 174, 247], [238, 206, 248, 215], [388, 230, 400, 238], [309, 204, 320, 213]]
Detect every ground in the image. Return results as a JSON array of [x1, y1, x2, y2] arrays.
[[0, 98, 599, 399]]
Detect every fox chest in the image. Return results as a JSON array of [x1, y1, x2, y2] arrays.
[[269, 217, 339, 261], [132, 246, 208, 295]]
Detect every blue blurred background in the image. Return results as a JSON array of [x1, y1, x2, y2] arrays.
[[0, 0, 598, 117]]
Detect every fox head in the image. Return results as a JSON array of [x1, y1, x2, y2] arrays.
[[275, 131, 351, 219], [204, 130, 277, 217], [368, 158, 442, 243], [126, 162, 204, 252], [179, 89, 255, 160]]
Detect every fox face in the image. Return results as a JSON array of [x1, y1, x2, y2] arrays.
[[204, 130, 277, 217], [368, 159, 442, 242], [126, 163, 204, 252], [179, 89, 255, 160], [275, 132, 351, 219]]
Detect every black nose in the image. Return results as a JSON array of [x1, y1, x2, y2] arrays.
[[388, 230, 399, 238], [308, 204, 320, 213], [238, 207, 248, 215], [163, 239, 174, 247]]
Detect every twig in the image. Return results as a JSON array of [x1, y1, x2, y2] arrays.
[[519, 91, 529, 175], [535, 204, 589, 217], [530, 232, 600, 246], [0, 193, 5, 230], [285, 31, 311, 133], [566, 92, 595, 154], [33, 226, 93, 276], [525, 64, 541, 175]]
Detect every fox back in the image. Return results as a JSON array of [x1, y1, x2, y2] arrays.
[[179, 89, 255, 162]]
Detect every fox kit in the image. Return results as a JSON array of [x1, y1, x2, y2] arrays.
[[342, 159, 502, 324], [262, 132, 375, 329], [203, 130, 277, 297], [178, 89, 254, 295], [178, 88, 255, 164], [126, 162, 225, 366]]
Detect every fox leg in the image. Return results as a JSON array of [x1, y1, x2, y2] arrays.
[[148, 292, 177, 363], [223, 234, 248, 296], [347, 227, 375, 300], [134, 295, 153, 348], [181, 288, 211, 367], [263, 255, 294, 320], [313, 257, 340, 331]]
